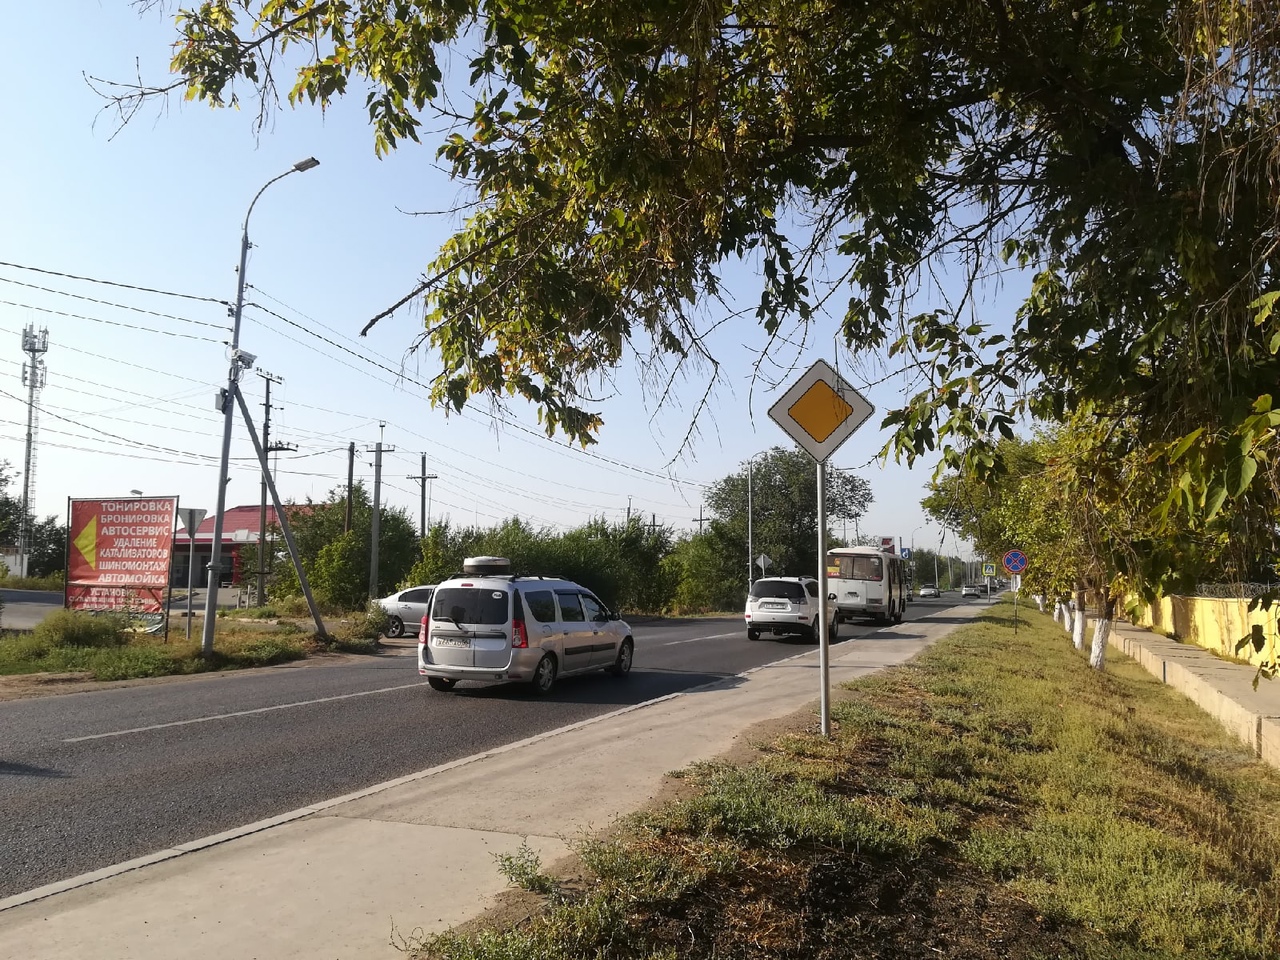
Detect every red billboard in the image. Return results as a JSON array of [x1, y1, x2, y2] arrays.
[[66, 497, 178, 618]]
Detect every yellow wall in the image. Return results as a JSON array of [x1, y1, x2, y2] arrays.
[[1130, 595, 1280, 668]]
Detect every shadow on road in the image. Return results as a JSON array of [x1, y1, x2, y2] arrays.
[[0, 760, 69, 779], [448, 669, 745, 705]]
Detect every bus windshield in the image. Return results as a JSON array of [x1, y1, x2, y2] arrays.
[[831, 554, 883, 581]]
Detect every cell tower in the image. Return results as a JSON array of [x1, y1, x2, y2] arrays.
[[19, 325, 49, 576]]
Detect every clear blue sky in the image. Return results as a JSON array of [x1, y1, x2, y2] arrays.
[[0, 4, 1015, 562]]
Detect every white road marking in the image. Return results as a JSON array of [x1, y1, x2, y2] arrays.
[[62, 682, 425, 742], [663, 631, 741, 645]]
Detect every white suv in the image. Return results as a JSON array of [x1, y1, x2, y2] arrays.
[[418, 557, 634, 695], [744, 577, 835, 642]]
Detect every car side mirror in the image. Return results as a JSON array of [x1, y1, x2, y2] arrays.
[[828, 593, 837, 601]]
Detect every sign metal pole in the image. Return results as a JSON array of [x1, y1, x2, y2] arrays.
[[816, 460, 831, 737]]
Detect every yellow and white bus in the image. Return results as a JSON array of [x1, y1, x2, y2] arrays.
[[826, 546, 907, 625]]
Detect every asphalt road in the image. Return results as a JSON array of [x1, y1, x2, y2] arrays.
[[0, 596, 981, 898], [0, 589, 63, 632]]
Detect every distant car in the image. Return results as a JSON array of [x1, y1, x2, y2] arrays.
[[961, 583, 982, 599], [376, 585, 436, 637], [918, 583, 940, 599]]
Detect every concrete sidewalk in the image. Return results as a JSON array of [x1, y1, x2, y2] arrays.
[[1103, 619, 1280, 769], [0, 614, 966, 960]]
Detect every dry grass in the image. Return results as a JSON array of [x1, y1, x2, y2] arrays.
[[412, 602, 1280, 960]]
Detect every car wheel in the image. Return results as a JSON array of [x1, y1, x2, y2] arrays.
[[809, 616, 820, 643], [531, 654, 557, 696], [427, 676, 456, 692], [607, 638, 634, 677], [385, 615, 405, 638], [829, 616, 839, 642], [893, 603, 904, 624], [747, 627, 762, 641]]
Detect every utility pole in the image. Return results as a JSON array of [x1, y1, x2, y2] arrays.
[[695, 505, 707, 534], [255, 370, 285, 606], [626, 496, 632, 523], [345, 441, 355, 533], [18, 325, 48, 576], [406, 454, 438, 540], [367, 423, 394, 602], [650, 512, 657, 534]]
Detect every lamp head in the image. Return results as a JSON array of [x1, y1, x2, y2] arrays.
[[292, 157, 320, 173]]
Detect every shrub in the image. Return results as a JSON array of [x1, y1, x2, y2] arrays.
[[33, 610, 129, 648]]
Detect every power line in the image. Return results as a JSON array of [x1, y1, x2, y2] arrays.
[[0, 298, 224, 343], [0, 259, 229, 306], [245, 300, 711, 489], [0, 275, 229, 330]]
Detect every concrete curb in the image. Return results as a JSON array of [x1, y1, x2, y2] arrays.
[[1101, 619, 1280, 768]]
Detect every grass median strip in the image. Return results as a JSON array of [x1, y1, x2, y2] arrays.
[[416, 603, 1280, 960]]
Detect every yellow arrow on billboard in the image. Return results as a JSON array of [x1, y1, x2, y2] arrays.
[[74, 516, 98, 569]]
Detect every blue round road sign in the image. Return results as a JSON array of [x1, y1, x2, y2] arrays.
[[1003, 549, 1028, 574]]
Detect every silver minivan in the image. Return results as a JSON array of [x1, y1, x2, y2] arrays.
[[418, 557, 634, 695]]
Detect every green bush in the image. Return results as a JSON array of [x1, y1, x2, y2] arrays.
[[0, 572, 65, 591], [32, 610, 129, 648]]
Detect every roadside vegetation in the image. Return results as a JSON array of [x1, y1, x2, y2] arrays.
[[415, 603, 1280, 960], [0, 608, 382, 682]]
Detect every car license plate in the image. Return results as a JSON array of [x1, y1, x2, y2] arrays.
[[435, 637, 469, 648]]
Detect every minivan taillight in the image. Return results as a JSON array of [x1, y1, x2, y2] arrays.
[[512, 618, 529, 648], [420, 616, 430, 644]]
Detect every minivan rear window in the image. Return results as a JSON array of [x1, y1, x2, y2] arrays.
[[750, 580, 806, 601], [432, 587, 509, 625]]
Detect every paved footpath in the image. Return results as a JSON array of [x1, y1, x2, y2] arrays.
[[0, 611, 970, 960], [1102, 618, 1280, 768]]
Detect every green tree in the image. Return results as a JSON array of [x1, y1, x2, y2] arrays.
[[706, 447, 873, 581], [130, 0, 1280, 598], [272, 482, 418, 608]]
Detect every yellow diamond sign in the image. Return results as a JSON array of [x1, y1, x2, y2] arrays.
[[74, 515, 98, 569], [768, 359, 874, 462]]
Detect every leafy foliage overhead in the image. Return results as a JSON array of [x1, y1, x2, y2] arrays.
[[129, 0, 1280, 589]]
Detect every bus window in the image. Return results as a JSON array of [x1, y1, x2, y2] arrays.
[[832, 554, 883, 581]]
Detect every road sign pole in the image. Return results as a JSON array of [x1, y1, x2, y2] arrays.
[[816, 460, 831, 737], [187, 532, 196, 642]]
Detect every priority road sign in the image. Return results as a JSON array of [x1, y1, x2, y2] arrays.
[[767, 359, 874, 463], [1003, 549, 1028, 574]]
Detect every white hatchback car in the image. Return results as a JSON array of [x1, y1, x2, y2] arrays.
[[744, 577, 836, 642], [418, 557, 633, 695]]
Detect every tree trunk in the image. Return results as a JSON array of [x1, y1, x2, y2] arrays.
[[1071, 581, 1087, 650], [1089, 589, 1115, 670], [1035, 595, 1046, 614]]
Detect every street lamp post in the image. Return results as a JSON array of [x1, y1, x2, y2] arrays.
[[201, 158, 319, 657]]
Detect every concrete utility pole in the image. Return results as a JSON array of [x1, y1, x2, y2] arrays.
[[367, 423, 394, 602], [344, 441, 355, 533], [695, 505, 707, 534], [406, 454, 438, 540], [203, 156, 319, 656], [18, 325, 48, 576], [255, 370, 287, 605]]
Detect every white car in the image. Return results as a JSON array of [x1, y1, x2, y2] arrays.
[[419, 557, 633, 695], [744, 577, 836, 642], [961, 583, 982, 599], [918, 583, 940, 599], [376, 585, 436, 637]]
